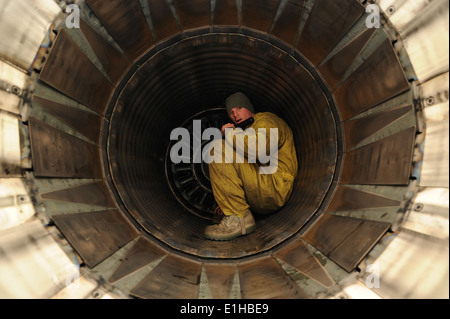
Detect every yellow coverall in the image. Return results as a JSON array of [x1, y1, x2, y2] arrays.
[[209, 112, 298, 218]]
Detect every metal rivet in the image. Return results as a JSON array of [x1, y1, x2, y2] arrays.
[[425, 96, 435, 106]]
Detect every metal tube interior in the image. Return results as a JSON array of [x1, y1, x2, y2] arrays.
[[106, 30, 339, 259]]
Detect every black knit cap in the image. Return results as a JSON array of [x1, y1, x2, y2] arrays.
[[226, 92, 255, 115]]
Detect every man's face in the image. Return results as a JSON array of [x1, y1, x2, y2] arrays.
[[228, 107, 254, 125]]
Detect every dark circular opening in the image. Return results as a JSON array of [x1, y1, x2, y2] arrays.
[[165, 108, 229, 221], [107, 31, 339, 259]]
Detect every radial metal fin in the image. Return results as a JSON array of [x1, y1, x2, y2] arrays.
[[40, 180, 116, 208], [302, 214, 391, 272], [173, 0, 211, 30], [52, 210, 139, 268], [334, 39, 411, 120], [130, 254, 202, 299], [274, 239, 335, 288], [32, 95, 102, 144], [238, 256, 309, 299], [29, 118, 103, 178], [318, 27, 376, 90], [327, 185, 401, 212], [109, 237, 167, 283], [147, 0, 181, 43], [270, 0, 305, 46], [39, 29, 114, 115], [79, 19, 131, 84], [86, 0, 154, 61], [213, 0, 239, 26], [203, 264, 238, 299], [341, 127, 416, 185], [343, 105, 413, 151], [297, 0, 365, 66], [242, 0, 282, 33]]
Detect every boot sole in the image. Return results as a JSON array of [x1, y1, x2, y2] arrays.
[[204, 223, 257, 241]]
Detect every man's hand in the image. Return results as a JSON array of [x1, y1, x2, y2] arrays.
[[221, 123, 235, 136]]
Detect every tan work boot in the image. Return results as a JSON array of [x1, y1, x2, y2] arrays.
[[204, 212, 256, 241]]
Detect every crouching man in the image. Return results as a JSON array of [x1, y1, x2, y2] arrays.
[[204, 92, 298, 241]]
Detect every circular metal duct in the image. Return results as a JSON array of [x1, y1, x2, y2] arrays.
[[107, 31, 338, 258]]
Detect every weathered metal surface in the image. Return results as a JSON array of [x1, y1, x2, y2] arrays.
[[342, 105, 413, 151], [29, 118, 103, 178], [239, 256, 308, 299], [0, 61, 28, 115], [86, 0, 154, 61], [420, 107, 449, 187], [213, 0, 239, 26], [0, 221, 77, 299], [297, 0, 365, 66], [334, 39, 411, 120], [270, 0, 305, 46], [32, 95, 102, 144], [107, 33, 337, 259], [340, 127, 416, 185], [302, 214, 391, 272], [52, 210, 139, 268], [39, 29, 114, 115], [173, 0, 211, 30], [130, 254, 202, 299], [79, 19, 131, 85], [326, 186, 401, 212], [241, 0, 281, 33], [0, 113, 21, 177], [0, 0, 60, 71], [318, 28, 376, 90], [0, 178, 35, 230], [274, 239, 335, 288], [146, 0, 181, 42], [401, 0, 449, 83], [40, 181, 116, 208], [109, 237, 167, 283], [203, 264, 238, 299]]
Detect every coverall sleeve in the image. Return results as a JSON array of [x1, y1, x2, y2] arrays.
[[223, 116, 281, 162]]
